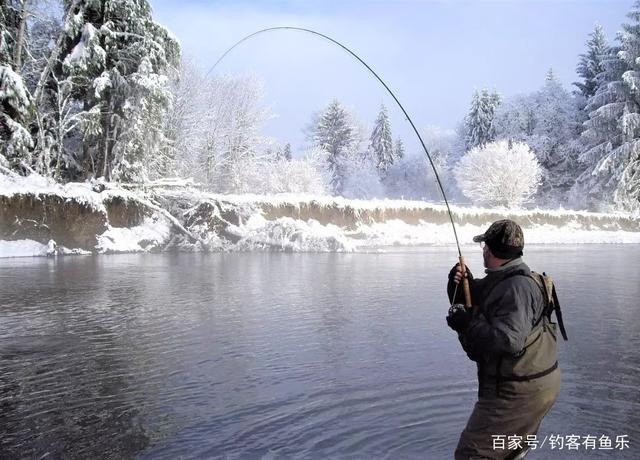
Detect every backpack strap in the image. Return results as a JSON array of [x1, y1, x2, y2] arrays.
[[498, 271, 568, 342], [545, 272, 568, 341]]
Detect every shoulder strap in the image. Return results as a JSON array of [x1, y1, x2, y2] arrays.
[[500, 271, 568, 342], [545, 272, 568, 341]]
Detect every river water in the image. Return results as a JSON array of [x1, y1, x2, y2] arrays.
[[1, 246, 638, 459]]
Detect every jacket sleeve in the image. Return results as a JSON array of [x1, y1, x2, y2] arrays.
[[462, 279, 535, 356]]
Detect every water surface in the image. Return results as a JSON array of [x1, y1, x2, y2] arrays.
[[1, 246, 638, 459]]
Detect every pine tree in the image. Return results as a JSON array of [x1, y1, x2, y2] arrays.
[[577, 2, 640, 211], [464, 88, 501, 150], [54, 0, 180, 181], [394, 138, 404, 160], [369, 103, 394, 177], [310, 99, 359, 194], [0, 2, 34, 171], [283, 142, 292, 161], [574, 25, 609, 100], [0, 66, 34, 169], [533, 70, 582, 203]]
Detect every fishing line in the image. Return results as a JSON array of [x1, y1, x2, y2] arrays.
[[206, 26, 465, 257]]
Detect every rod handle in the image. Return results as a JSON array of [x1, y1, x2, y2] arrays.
[[458, 255, 472, 308]]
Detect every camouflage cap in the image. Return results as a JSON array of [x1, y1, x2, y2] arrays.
[[473, 219, 524, 259]]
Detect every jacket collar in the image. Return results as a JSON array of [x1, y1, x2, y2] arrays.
[[485, 257, 523, 274]]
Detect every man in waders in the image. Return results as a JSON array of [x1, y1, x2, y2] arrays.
[[446, 219, 562, 460]]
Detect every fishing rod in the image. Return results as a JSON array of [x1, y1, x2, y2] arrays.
[[207, 26, 472, 307]]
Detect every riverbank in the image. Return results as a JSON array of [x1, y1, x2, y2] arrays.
[[2, 172, 640, 257]]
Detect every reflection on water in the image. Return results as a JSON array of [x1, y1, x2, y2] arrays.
[[0, 247, 639, 459]]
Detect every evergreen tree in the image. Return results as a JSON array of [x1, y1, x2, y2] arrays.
[[533, 71, 582, 203], [369, 103, 394, 176], [310, 99, 359, 194], [283, 142, 292, 161], [394, 138, 404, 160], [54, 0, 180, 181], [0, 66, 34, 169], [574, 24, 609, 99], [577, 2, 640, 211], [0, 2, 34, 170], [464, 88, 501, 150]]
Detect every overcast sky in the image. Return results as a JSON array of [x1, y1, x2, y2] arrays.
[[149, 0, 633, 155]]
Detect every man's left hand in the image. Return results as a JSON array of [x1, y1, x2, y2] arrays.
[[446, 304, 472, 333]]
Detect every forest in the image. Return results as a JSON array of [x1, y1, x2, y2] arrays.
[[2, 0, 639, 214]]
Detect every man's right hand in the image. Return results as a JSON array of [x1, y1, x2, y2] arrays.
[[450, 263, 472, 284]]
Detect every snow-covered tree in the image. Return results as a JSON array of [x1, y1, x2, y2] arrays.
[[394, 138, 404, 160], [384, 154, 442, 201], [308, 99, 361, 194], [0, 65, 34, 170], [54, 0, 180, 181], [0, 1, 36, 171], [369, 103, 394, 176], [166, 58, 273, 192], [200, 74, 272, 192], [464, 88, 501, 150], [454, 140, 542, 208], [493, 73, 582, 206], [574, 24, 609, 100], [283, 142, 292, 161], [341, 155, 384, 199], [574, 2, 640, 212]]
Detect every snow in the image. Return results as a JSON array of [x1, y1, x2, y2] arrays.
[[0, 240, 49, 257], [96, 216, 172, 253], [0, 239, 91, 258], [230, 214, 354, 252], [0, 172, 107, 213], [1, 172, 640, 258], [0, 66, 31, 116]]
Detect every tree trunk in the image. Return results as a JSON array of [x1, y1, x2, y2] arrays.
[[33, 0, 82, 106], [13, 0, 28, 71]]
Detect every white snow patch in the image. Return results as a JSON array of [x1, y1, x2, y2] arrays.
[[96, 216, 172, 253], [0, 239, 49, 257], [229, 214, 354, 252], [0, 239, 91, 258]]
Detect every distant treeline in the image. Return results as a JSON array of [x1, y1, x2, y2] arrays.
[[1, 1, 639, 213]]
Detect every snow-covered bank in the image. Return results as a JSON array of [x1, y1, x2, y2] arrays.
[[2, 173, 640, 258]]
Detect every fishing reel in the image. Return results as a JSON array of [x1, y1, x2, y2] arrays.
[[446, 303, 472, 333]]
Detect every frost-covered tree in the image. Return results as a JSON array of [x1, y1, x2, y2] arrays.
[[493, 73, 582, 206], [308, 99, 361, 194], [341, 155, 384, 199], [394, 138, 404, 160], [454, 140, 542, 208], [52, 0, 180, 181], [0, 65, 34, 169], [200, 74, 271, 192], [166, 58, 273, 192], [369, 103, 394, 176], [384, 154, 441, 201], [574, 2, 640, 212], [464, 88, 501, 150], [283, 142, 292, 161], [221, 146, 329, 195], [574, 25, 609, 100], [0, 1, 35, 170]]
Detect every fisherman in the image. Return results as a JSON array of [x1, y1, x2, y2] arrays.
[[446, 219, 562, 460]]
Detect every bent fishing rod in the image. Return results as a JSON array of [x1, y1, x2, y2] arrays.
[[207, 26, 472, 307]]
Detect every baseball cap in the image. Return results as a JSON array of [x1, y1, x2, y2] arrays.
[[473, 219, 524, 259]]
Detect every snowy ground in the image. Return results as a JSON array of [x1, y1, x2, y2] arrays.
[[2, 173, 640, 258]]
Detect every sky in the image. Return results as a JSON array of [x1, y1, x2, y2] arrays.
[[149, 0, 634, 155]]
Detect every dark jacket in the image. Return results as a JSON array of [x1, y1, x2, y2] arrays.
[[447, 258, 559, 391]]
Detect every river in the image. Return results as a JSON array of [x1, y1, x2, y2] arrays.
[[1, 246, 638, 459]]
